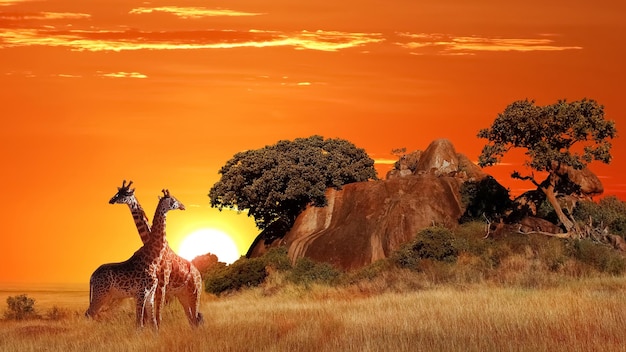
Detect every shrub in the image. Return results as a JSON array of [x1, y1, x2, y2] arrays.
[[568, 239, 626, 275], [46, 306, 70, 321], [286, 257, 342, 286], [391, 227, 459, 271], [204, 257, 268, 295], [4, 294, 38, 320], [390, 244, 422, 271], [412, 227, 459, 262], [574, 196, 626, 237], [262, 247, 292, 271]]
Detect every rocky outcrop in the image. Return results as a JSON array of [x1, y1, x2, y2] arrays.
[[247, 139, 502, 270], [387, 139, 487, 181], [415, 138, 459, 176], [282, 176, 465, 270]]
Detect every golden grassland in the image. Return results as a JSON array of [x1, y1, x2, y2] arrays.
[[1, 275, 626, 352]]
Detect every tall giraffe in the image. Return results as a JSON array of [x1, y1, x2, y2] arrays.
[[85, 189, 184, 329], [109, 180, 203, 327]]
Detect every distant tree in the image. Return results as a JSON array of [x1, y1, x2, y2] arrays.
[[478, 98, 617, 234], [391, 147, 407, 159], [209, 135, 378, 232]]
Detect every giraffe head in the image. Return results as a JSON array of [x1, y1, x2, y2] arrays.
[[158, 189, 186, 212], [109, 180, 136, 205]]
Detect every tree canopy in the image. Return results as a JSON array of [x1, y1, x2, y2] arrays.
[[477, 98, 617, 233], [209, 135, 378, 231]]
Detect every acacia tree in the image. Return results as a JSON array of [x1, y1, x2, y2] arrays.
[[209, 135, 378, 232], [477, 98, 616, 234]]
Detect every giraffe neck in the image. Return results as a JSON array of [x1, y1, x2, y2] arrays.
[[127, 199, 151, 244], [150, 199, 171, 245]]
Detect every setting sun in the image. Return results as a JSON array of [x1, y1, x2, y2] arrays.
[[178, 229, 241, 264]]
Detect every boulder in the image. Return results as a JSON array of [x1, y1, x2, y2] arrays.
[[555, 164, 604, 196], [415, 138, 459, 176], [256, 176, 465, 270], [386, 139, 487, 181], [457, 153, 488, 181]]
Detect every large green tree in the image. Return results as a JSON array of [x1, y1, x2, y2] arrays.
[[477, 98, 617, 233], [209, 135, 378, 231]]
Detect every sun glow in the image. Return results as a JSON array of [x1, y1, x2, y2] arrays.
[[178, 228, 241, 264]]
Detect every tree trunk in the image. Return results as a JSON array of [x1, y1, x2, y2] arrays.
[[540, 173, 576, 234]]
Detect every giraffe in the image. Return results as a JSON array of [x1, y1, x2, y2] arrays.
[[109, 180, 203, 326], [108, 180, 204, 327], [85, 188, 184, 329]]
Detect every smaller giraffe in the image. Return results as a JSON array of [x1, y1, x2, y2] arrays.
[[85, 189, 185, 329], [109, 180, 203, 327]]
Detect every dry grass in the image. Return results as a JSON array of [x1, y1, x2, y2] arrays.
[[2, 278, 626, 352]]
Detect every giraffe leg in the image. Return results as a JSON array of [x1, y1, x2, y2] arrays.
[[135, 293, 146, 328], [175, 293, 195, 326], [145, 284, 159, 330], [177, 279, 203, 327]]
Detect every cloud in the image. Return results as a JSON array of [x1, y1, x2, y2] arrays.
[[374, 158, 398, 165], [0, 11, 91, 20], [57, 73, 81, 78], [397, 33, 582, 55], [0, 0, 33, 6], [98, 71, 147, 79], [129, 6, 264, 19], [0, 28, 383, 52]]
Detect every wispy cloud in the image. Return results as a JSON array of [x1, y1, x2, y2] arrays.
[[57, 73, 81, 78], [374, 158, 397, 165], [0, 0, 33, 6], [0, 28, 383, 52], [129, 6, 264, 19], [0, 11, 91, 20], [98, 71, 147, 79], [397, 33, 582, 55]]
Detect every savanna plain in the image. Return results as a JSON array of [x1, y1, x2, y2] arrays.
[[2, 275, 626, 352]]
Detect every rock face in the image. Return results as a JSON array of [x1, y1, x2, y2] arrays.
[[416, 138, 459, 176], [248, 139, 493, 270], [284, 177, 464, 270], [387, 139, 486, 181]]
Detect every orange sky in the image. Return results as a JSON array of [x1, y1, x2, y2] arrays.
[[1, 0, 625, 284]]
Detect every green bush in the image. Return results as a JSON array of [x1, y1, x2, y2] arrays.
[[574, 196, 626, 237], [392, 227, 459, 271], [413, 227, 459, 262], [390, 244, 422, 271], [568, 239, 626, 275], [262, 247, 292, 271], [286, 257, 342, 286], [4, 294, 38, 320], [204, 257, 268, 295]]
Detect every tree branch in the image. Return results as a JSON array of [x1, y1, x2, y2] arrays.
[[516, 229, 572, 239], [511, 171, 541, 188]]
